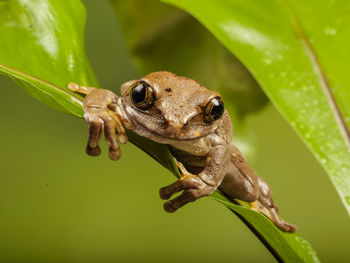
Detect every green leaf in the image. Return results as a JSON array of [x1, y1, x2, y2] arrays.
[[0, 0, 319, 262], [211, 193, 319, 263], [0, 62, 83, 117], [0, 0, 98, 114], [162, 0, 350, 222]]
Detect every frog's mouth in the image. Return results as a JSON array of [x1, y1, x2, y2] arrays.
[[119, 98, 219, 142], [131, 117, 218, 144]]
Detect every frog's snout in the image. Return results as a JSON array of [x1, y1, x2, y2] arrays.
[[165, 120, 185, 138]]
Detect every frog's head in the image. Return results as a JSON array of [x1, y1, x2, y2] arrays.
[[120, 71, 225, 140]]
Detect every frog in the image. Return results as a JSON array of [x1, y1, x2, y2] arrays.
[[68, 71, 297, 232]]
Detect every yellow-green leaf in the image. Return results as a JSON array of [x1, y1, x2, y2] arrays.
[[163, 0, 350, 223]]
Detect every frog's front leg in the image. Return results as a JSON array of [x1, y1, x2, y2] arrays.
[[68, 83, 128, 160], [159, 136, 231, 212]]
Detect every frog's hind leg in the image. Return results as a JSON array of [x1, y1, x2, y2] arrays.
[[220, 145, 297, 232], [251, 176, 298, 232], [219, 161, 259, 203], [68, 83, 96, 95]]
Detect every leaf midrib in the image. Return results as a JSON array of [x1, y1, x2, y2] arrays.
[[0, 62, 84, 116], [278, 0, 350, 151], [0, 62, 84, 102]]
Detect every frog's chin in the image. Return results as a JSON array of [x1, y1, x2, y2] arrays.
[[154, 130, 211, 141], [132, 122, 214, 144]]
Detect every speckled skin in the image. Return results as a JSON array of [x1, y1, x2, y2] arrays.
[[68, 71, 297, 232]]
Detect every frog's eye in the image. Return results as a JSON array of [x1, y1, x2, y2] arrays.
[[130, 80, 155, 110], [203, 97, 224, 123]]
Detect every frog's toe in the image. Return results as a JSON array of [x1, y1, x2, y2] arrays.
[[250, 201, 298, 232], [86, 145, 101, 156], [102, 113, 122, 161], [159, 175, 205, 200], [85, 117, 103, 157], [108, 148, 122, 161], [160, 176, 216, 212], [84, 109, 124, 161], [67, 83, 96, 95], [163, 189, 201, 213]]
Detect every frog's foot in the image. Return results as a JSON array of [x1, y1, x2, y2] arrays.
[[84, 109, 128, 160], [249, 182, 298, 233], [159, 160, 214, 212], [68, 83, 128, 161], [250, 200, 297, 232]]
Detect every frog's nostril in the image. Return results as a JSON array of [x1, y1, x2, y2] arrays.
[[165, 120, 184, 137]]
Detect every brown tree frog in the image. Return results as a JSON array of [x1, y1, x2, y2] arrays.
[[68, 71, 297, 232]]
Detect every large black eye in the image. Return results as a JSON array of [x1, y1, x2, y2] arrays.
[[130, 81, 154, 110], [203, 97, 224, 123]]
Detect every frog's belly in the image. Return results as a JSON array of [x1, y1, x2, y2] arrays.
[[167, 137, 211, 157], [168, 146, 206, 173], [167, 136, 220, 173]]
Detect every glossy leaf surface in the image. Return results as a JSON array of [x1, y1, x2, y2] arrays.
[[0, 62, 83, 116], [0, 0, 97, 114], [163, 0, 350, 218]]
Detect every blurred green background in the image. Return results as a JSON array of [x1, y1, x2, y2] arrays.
[[0, 0, 350, 262]]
